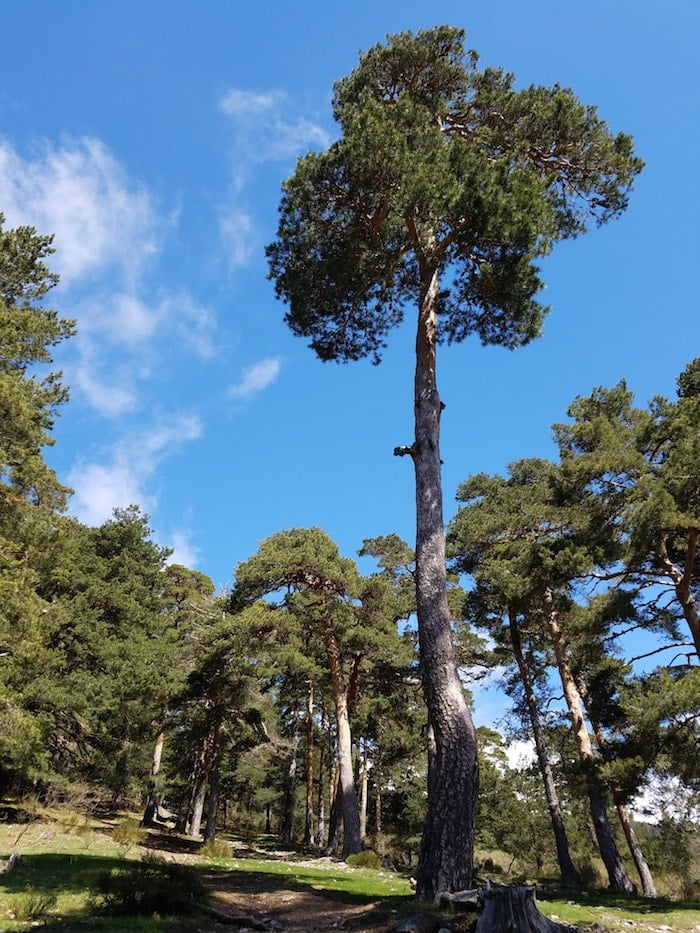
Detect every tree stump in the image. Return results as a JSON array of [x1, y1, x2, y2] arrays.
[[475, 886, 579, 933]]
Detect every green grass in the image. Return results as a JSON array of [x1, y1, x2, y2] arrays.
[[226, 854, 412, 899], [536, 889, 700, 933], [1, 814, 699, 931]]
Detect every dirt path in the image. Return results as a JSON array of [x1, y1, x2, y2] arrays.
[[202, 868, 396, 931]]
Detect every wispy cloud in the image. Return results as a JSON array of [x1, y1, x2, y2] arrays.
[[219, 210, 257, 268], [228, 357, 282, 399], [68, 414, 203, 526], [166, 529, 201, 569], [218, 88, 331, 161], [216, 87, 332, 273], [0, 137, 161, 287]]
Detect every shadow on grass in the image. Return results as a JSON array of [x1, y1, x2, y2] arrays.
[[537, 887, 700, 918], [0, 851, 127, 896]]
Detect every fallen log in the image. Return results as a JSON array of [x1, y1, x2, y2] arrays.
[[195, 902, 272, 929], [475, 885, 579, 933]]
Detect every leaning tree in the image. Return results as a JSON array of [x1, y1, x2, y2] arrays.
[[267, 26, 642, 900]]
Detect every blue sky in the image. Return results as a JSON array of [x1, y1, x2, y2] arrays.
[[2, 0, 698, 679]]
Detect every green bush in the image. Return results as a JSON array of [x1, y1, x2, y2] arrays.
[[93, 856, 205, 916], [346, 849, 382, 870], [112, 817, 147, 855], [200, 837, 232, 859], [8, 885, 58, 922]]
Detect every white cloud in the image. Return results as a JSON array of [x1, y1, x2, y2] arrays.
[[68, 460, 151, 527], [0, 137, 161, 287], [68, 414, 203, 526], [166, 529, 201, 569], [73, 355, 140, 418], [219, 87, 331, 164], [219, 89, 282, 116], [219, 210, 257, 268], [228, 357, 282, 399]]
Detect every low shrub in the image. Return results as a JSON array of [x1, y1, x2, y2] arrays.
[[200, 837, 232, 859], [93, 856, 205, 916], [7, 885, 57, 922], [112, 817, 147, 855], [346, 849, 382, 870]]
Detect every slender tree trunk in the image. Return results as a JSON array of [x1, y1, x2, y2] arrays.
[[304, 680, 315, 846], [374, 772, 382, 841], [151, 728, 165, 778], [327, 764, 342, 854], [282, 724, 300, 844], [615, 800, 656, 896], [189, 771, 208, 838], [141, 781, 159, 828], [579, 689, 657, 898], [404, 261, 478, 900], [203, 762, 220, 843], [326, 633, 362, 854], [189, 721, 222, 839], [541, 590, 636, 894], [508, 609, 581, 886], [317, 719, 327, 847], [359, 739, 368, 843]]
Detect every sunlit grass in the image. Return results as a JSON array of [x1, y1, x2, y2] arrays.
[[0, 814, 698, 931]]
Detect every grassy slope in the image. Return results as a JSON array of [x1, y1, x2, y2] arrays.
[[0, 814, 698, 932]]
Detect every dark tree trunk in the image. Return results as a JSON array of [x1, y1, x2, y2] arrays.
[[406, 263, 478, 900], [508, 610, 581, 886], [189, 770, 208, 838], [203, 763, 220, 843], [189, 721, 223, 839], [282, 724, 300, 844], [141, 781, 159, 828]]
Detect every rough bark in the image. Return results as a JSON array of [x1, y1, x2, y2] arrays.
[[542, 590, 636, 894], [188, 770, 208, 838], [189, 722, 222, 839], [203, 763, 220, 843], [475, 886, 580, 932], [508, 610, 581, 886], [408, 262, 479, 900], [326, 632, 362, 854]]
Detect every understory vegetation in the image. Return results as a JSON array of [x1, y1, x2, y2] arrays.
[[0, 808, 699, 932]]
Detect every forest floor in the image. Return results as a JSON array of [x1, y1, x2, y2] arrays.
[[130, 829, 700, 933], [1, 813, 699, 932]]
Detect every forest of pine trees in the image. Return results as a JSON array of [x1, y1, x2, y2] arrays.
[[1, 210, 698, 898]]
